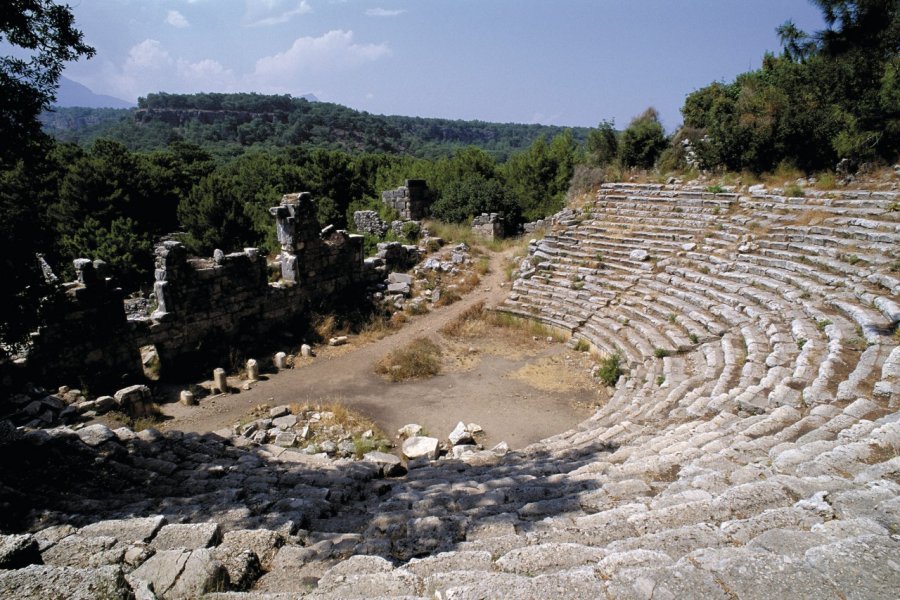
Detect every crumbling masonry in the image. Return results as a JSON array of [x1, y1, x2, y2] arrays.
[[23, 192, 368, 387]]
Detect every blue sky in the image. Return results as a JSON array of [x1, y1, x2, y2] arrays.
[[61, 0, 825, 130]]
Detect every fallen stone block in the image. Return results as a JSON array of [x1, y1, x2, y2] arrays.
[[363, 451, 405, 477], [402, 436, 440, 461], [448, 421, 474, 446]]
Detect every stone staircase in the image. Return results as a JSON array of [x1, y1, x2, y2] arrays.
[[1, 183, 899, 598]]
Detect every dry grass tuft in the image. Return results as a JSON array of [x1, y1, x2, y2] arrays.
[[314, 314, 340, 340], [440, 301, 488, 338], [375, 337, 442, 381], [435, 287, 463, 307], [792, 209, 831, 226]]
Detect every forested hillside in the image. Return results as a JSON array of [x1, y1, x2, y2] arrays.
[[41, 92, 590, 160]]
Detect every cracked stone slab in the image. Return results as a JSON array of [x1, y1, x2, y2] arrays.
[[128, 548, 227, 600]]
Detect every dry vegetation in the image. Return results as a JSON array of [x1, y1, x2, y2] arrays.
[[440, 301, 567, 343], [375, 337, 443, 382]]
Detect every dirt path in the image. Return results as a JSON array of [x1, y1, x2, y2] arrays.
[[159, 248, 599, 449]]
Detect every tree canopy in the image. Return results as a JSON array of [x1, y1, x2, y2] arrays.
[[1, 0, 94, 354], [1, 0, 94, 165], [682, 0, 899, 172]]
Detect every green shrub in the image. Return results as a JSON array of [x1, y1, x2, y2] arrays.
[[400, 220, 421, 241], [619, 108, 668, 169], [784, 183, 805, 198], [653, 347, 670, 359], [574, 338, 590, 352], [596, 353, 623, 386]]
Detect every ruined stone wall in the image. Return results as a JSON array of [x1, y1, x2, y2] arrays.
[[381, 179, 431, 220], [472, 213, 506, 240], [28, 192, 367, 388], [28, 259, 143, 388]]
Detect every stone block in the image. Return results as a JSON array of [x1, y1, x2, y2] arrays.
[[80, 515, 167, 544], [213, 368, 228, 394], [448, 421, 474, 446], [402, 436, 440, 461], [114, 384, 151, 408], [179, 390, 196, 406], [129, 548, 228, 600], [151, 523, 221, 550], [246, 358, 259, 381], [363, 451, 405, 477], [0, 534, 40, 569], [0, 565, 131, 600]]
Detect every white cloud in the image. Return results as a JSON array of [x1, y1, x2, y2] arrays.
[[253, 30, 390, 80], [366, 8, 406, 17], [166, 10, 190, 28], [244, 0, 312, 27], [99, 39, 237, 101], [125, 39, 171, 70]]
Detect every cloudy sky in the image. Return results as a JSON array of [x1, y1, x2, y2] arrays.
[[60, 0, 825, 129]]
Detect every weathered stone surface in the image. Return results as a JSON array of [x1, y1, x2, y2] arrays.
[[0, 534, 40, 569], [804, 534, 900, 599], [398, 423, 422, 437], [0, 565, 131, 600], [269, 405, 290, 418], [212, 368, 228, 394], [151, 522, 221, 550], [388, 272, 414, 286], [76, 423, 117, 446], [129, 548, 227, 600], [629, 249, 649, 261], [114, 384, 151, 408], [497, 543, 607, 575], [363, 451, 405, 477], [217, 529, 284, 571], [273, 431, 297, 447], [211, 547, 260, 591], [448, 421, 474, 446], [41, 534, 124, 568], [246, 358, 259, 381], [80, 515, 167, 544], [401, 436, 440, 460], [689, 547, 837, 599]]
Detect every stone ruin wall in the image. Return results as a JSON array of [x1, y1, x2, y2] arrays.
[[22, 192, 368, 388], [471, 212, 506, 240], [381, 179, 431, 220], [25, 259, 143, 389]]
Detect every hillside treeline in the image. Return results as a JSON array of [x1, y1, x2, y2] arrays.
[[41, 92, 590, 160]]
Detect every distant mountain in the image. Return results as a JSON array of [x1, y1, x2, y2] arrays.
[[54, 77, 134, 109]]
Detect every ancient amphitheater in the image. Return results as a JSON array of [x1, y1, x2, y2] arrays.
[[1, 183, 898, 599]]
